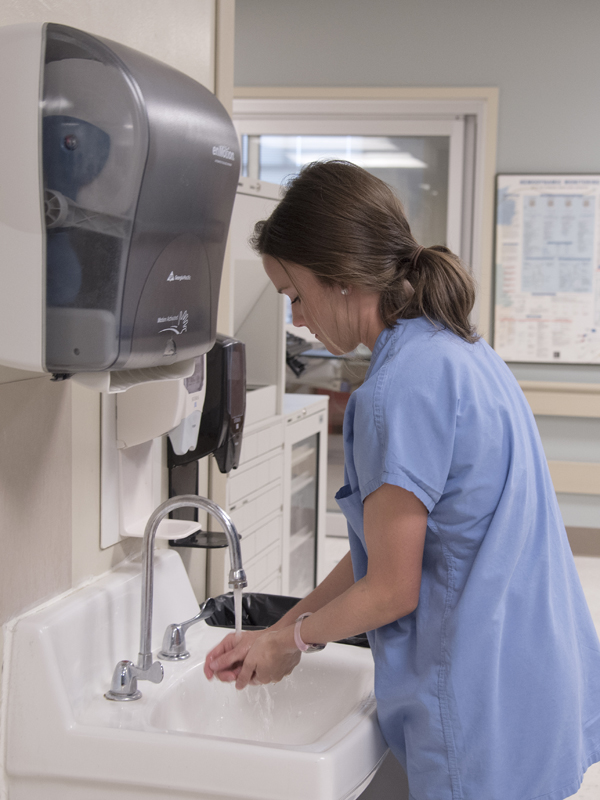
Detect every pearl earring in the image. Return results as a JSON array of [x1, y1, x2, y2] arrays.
[[341, 288, 348, 296]]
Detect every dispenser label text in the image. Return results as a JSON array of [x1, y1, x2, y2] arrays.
[[212, 144, 235, 162], [167, 271, 191, 282], [158, 310, 189, 335]]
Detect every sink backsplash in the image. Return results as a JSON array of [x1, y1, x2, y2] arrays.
[[10, 550, 199, 716]]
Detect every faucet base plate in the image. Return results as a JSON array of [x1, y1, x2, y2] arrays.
[[104, 690, 142, 702], [158, 650, 190, 661]]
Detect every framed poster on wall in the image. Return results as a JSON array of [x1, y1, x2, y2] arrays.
[[494, 174, 600, 364]]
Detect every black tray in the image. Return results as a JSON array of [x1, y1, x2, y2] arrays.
[[205, 592, 370, 648]]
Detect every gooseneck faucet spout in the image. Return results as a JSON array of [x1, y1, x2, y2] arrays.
[[139, 494, 246, 670], [105, 494, 247, 701]]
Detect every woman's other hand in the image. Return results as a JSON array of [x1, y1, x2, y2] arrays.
[[235, 626, 301, 689], [205, 626, 301, 689]]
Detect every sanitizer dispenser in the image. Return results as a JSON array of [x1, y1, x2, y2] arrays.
[[0, 22, 240, 386]]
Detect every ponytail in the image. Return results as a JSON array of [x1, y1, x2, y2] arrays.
[[380, 245, 479, 343]]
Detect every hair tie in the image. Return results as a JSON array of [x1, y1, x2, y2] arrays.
[[411, 245, 425, 268]]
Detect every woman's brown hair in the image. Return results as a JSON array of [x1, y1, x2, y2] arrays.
[[250, 160, 479, 344]]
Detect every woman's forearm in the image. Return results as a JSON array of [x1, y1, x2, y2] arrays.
[[292, 483, 427, 646], [208, 485, 427, 690], [268, 550, 355, 632], [295, 572, 417, 647]]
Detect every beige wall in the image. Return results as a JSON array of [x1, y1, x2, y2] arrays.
[[0, 377, 72, 622], [1, 0, 216, 86], [0, 0, 235, 669]]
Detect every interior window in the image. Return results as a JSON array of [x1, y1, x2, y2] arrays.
[[243, 133, 450, 248]]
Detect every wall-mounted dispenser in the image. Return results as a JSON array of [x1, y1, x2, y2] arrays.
[[0, 20, 245, 548], [101, 355, 209, 544], [168, 335, 246, 549], [0, 22, 240, 390], [169, 335, 246, 474], [101, 336, 246, 547]]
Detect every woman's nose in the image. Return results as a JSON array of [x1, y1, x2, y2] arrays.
[[291, 304, 305, 327]]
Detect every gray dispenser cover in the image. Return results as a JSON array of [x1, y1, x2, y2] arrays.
[[42, 23, 240, 374]]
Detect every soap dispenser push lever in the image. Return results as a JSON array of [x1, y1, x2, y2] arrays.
[[105, 495, 247, 701]]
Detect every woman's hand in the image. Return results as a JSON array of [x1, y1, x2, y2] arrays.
[[205, 626, 301, 690], [235, 627, 301, 689], [203, 629, 264, 682]]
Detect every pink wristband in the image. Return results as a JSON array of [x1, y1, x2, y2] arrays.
[[294, 612, 326, 653], [294, 612, 312, 652]]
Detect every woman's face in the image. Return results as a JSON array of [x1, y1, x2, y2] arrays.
[[262, 255, 358, 355]]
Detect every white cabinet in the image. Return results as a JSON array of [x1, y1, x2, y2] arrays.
[[207, 178, 286, 597], [229, 178, 285, 407], [205, 180, 330, 599], [283, 394, 329, 595], [228, 414, 284, 593], [207, 413, 285, 596]]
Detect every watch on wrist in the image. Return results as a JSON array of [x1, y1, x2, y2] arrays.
[[294, 612, 326, 653]]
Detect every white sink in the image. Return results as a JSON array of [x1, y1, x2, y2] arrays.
[[151, 648, 375, 746], [3, 549, 387, 800]]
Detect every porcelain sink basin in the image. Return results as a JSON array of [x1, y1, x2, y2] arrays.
[[4, 549, 387, 800], [151, 638, 375, 746]]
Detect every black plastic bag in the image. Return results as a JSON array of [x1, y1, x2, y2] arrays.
[[205, 592, 370, 648]]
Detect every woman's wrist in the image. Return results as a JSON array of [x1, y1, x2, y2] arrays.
[[272, 623, 300, 654], [294, 612, 326, 652], [268, 617, 291, 632]]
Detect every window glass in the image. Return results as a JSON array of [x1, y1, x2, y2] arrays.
[[244, 134, 449, 247]]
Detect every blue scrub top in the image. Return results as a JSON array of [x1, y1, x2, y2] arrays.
[[335, 317, 600, 800]]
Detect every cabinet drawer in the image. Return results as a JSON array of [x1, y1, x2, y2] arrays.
[[241, 512, 282, 562], [239, 420, 284, 467], [239, 433, 258, 464], [229, 481, 283, 533], [228, 460, 269, 504], [268, 453, 284, 482], [244, 541, 282, 592], [256, 572, 282, 595], [228, 451, 284, 505], [258, 422, 284, 455]]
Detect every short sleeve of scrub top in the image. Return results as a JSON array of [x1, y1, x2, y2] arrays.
[[351, 325, 458, 511], [335, 317, 600, 800]]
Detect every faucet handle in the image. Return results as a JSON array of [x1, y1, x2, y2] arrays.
[[158, 597, 217, 661], [104, 658, 164, 701], [139, 659, 164, 684]]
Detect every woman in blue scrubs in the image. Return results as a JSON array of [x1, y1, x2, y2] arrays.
[[205, 161, 600, 800]]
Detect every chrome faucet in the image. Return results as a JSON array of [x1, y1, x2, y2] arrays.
[[105, 494, 247, 701]]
